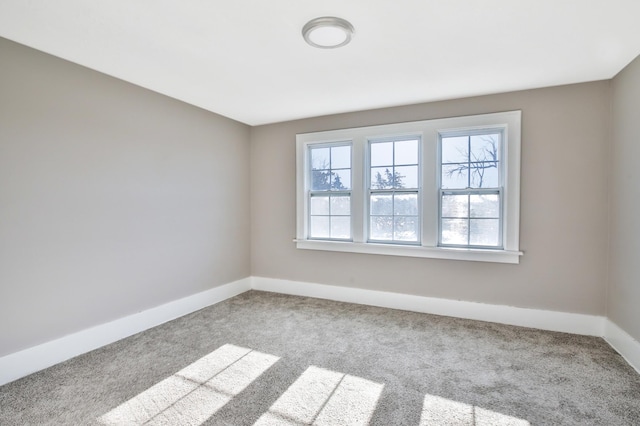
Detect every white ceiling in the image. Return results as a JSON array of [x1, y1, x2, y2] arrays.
[[1, 1, 639, 126]]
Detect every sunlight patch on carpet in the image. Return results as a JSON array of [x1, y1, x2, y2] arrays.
[[254, 365, 383, 426], [420, 393, 530, 425], [98, 344, 279, 426]]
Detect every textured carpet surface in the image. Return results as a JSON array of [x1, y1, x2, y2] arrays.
[[1, 290, 639, 425]]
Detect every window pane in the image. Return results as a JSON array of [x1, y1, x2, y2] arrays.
[[394, 193, 418, 216], [311, 147, 330, 170], [441, 219, 468, 245], [469, 162, 499, 188], [331, 169, 351, 190], [370, 194, 393, 215], [312, 170, 332, 190], [441, 164, 468, 189], [470, 219, 500, 246], [310, 216, 330, 238], [470, 134, 500, 162], [441, 136, 468, 164], [330, 196, 350, 215], [370, 216, 393, 240], [394, 216, 418, 241], [395, 165, 418, 188], [442, 194, 468, 218], [331, 145, 351, 169], [395, 139, 418, 165], [371, 167, 394, 189], [470, 194, 499, 218], [310, 196, 329, 215], [371, 142, 393, 167], [331, 216, 351, 239]]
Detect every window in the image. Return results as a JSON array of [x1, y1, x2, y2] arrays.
[[369, 138, 420, 244], [296, 111, 522, 263], [439, 131, 502, 248], [308, 144, 352, 240]]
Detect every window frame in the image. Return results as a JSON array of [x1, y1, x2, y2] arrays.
[[295, 111, 522, 264]]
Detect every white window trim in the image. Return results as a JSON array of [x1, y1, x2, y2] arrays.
[[295, 111, 523, 264]]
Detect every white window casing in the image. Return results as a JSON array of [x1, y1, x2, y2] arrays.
[[295, 111, 523, 264]]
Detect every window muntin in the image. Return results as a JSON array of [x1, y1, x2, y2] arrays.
[[439, 132, 503, 248], [368, 138, 420, 244], [308, 144, 352, 240]]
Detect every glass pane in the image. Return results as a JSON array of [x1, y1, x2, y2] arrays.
[[469, 162, 498, 188], [330, 196, 350, 215], [470, 194, 499, 218], [394, 216, 418, 242], [331, 169, 351, 190], [395, 139, 418, 165], [312, 170, 332, 190], [441, 164, 468, 189], [310, 216, 330, 238], [330, 216, 351, 239], [470, 219, 500, 246], [470, 134, 500, 162], [394, 193, 418, 216], [371, 167, 394, 189], [370, 194, 393, 216], [441, 194, 468, 218], [441, 136, 468, 164], [310, 196, 329, 215], [371, 142, 393, 167], [370, 216, 393, 240], [331, 145, 351, 169], [311, 147, 330, 170], [395, 165, 418, 188], [441, 219, 468, 245]]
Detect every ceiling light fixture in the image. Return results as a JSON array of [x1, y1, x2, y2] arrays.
[[302, 17, 355, 49]]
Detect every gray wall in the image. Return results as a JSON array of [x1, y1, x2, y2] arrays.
[[608, 55, 640, 341], [0, 38, 251, 357], [251, 82, 611, 315], [1, 33, 626, 359]]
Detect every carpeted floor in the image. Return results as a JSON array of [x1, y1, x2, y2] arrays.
[[1, 290, 639, 425]]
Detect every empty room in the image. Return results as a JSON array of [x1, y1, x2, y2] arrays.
[[1, 1, 639, 425]]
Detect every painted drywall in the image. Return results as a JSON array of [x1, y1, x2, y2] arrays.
[[608, 55, 640, 341], [0, 37, 251, 357], [250, 82, 611, 315]]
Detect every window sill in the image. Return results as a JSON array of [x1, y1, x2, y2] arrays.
[[294, 239, 522, 264]]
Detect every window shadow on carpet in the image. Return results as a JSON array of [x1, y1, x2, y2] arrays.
[[98, 344, 279, 425], [98, 342, 530, 425]]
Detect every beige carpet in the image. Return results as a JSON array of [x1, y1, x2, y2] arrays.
[[1, 290, 639, 425]]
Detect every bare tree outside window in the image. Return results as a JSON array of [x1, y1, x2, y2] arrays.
[[440, 133, 501, 247], [443, 135, 499, 189]]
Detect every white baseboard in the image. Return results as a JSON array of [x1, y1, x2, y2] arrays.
[[2, 276, 625, 387], [604, 320, 640, 374], [0, 278, 251, 386], [251, 277, 606, 337]]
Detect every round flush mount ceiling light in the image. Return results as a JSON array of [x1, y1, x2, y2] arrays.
[[302, 17, 355, 49]]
